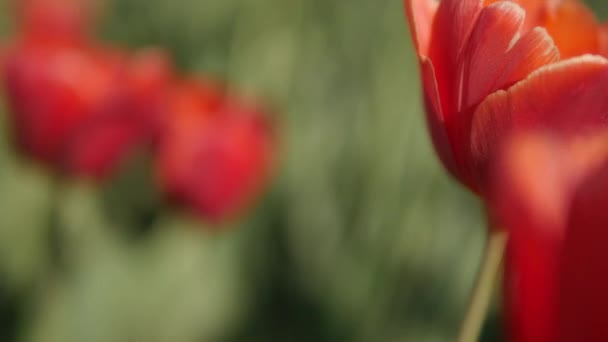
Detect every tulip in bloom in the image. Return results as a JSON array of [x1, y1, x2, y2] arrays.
[[2, 41, 170, 180], [405, 0, 608, 193], [156, 80, 274, 223], [3, 40, 121, 170], [2, 0, 173, 179], [490, 131, 608, 341], [63, 50, 174, 178]]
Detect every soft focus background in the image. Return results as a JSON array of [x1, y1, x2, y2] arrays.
[[0, 0, 606, 341]]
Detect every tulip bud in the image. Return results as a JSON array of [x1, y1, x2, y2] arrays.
[[63, 49, 175, 179], [157, 80, 274, 223], [2, 42, 122, 168]]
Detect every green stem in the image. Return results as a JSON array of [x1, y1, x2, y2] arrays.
[[457, 230, 508, 342], [47, 176, 65, 272]]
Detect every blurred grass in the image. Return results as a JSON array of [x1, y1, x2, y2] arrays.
[[0, 0, 486, 341], [3, 0, 603, 341]]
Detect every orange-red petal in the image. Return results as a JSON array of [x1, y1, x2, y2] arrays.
[[470, 56, 608, 187], [504, 227, 561, 342], [490, 132, 608, 342], [491, 134, 569, 342], [558, 160, 608, 341], [428, 0, 483, 116], [543, 0, 599, 58], [420, 57, 460, 180], [463, 2, 559, 108], [598, 23, 608, 57], [404, 0, 438, 57], [17, 0, 98, 41]]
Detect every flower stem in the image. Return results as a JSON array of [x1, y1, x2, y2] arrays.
[[47, 176, 65, 272], [457, 230, 508, 342]]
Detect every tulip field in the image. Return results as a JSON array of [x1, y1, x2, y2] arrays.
[[0, 0, 607, 341]]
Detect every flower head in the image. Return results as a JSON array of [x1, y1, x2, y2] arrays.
[[2, 20, 173, 180], [63, 50, 173, 179], [156, 79, 275, 223], [405, 0, 608, 193], [3, 41, 122, 167]]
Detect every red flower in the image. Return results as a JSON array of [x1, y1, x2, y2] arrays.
[[14, 0, 98, 43], [489, 131, 608, 341], [3, 40, 121, 167], [404, 0, 606, 193], [156, 80, 275, 223], [64, 49, 174, 179], [2, 35, 173, 179]]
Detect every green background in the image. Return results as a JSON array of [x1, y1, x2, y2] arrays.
[[0, 0, 605, 341]]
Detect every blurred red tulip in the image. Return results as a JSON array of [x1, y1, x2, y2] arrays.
[[2, 0, 177, 180], [120, 49, 174, 141], [64, 49, 174, 179], [157, 80, 275, 223], [14, 0, 98, 43], [490, 132, 608, 341], [404, 0, 606, 193], [2, 32, 174, 179], [3, 40, 122, 166]]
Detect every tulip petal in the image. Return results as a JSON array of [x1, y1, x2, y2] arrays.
[[428, 0, 483, 116], [498, 27, 560, 87], [470, 55, 608, 186], [428, 1, 559, 190], [492, 0, 562, 29], [463, 2, 525, 108], [491, 131, 608, 238], [485, 0, 600, 57], [544, 0, 599, 58], [491, 134, 569, 237], [491, 134, 569, 342], [18, 0, 97, 40], [463, 2, 559, 108], [405, 1, 459, 179], [490, 132, 608, 342], [188, 110, 274, 222], [420, 57, 460, 179], [598, 23, 608, 57], [404, 0, 438, 56], [65, 117, 143, 179], [505, 229, 560, 342], [559, 160, 608, 341]]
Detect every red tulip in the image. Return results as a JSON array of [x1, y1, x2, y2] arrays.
[[156, 80, 274, 223], [3, 40, 122, 167], [404, 0, 606, 193], [119, 49, 174, 142], [14, 0, 98, 43], [489, 131, 608, 341], [2, 31, 174, 179], [64, 49, 174, 178]]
